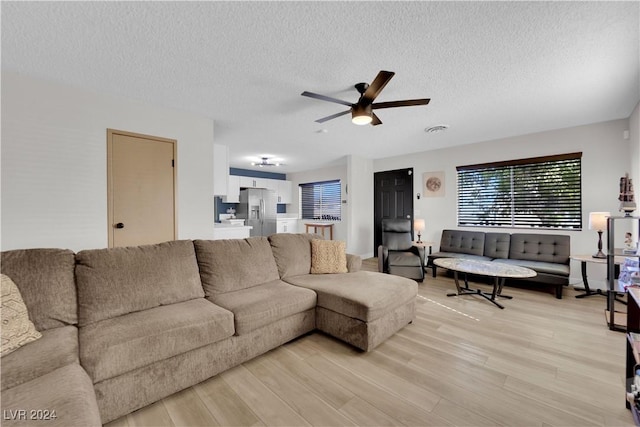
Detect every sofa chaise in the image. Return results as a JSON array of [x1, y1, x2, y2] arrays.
[[428, 229, 570, 298], [1, 233, 418, 426]]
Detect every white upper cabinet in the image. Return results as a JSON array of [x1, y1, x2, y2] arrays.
[[223, 175, 240, 203], [236, 176, 292, 203], [239, 176, 272, 189], [276, 180, 293, 204], [213, 144, 228, 196]]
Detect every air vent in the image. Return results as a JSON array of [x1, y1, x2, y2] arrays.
[[425, 125, 449, 133]]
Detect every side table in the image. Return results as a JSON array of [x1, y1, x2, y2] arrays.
[[571, 254, 624, 299]]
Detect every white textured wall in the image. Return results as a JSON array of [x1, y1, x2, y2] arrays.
[[374, 119, 633, 288], [347, 155, 374, 258], [1, 72, 215, 251]]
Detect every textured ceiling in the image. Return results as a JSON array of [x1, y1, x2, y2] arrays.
[[2, 1, 639, 173]]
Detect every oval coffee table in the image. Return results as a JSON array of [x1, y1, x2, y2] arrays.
[[433, 258, 536, 309]]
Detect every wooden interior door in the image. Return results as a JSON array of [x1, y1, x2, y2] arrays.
[[373, 168, 414, 254], [107, 129, 177, 248]]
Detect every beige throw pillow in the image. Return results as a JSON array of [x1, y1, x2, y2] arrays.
[[311, 239, 348, 274], [1, 274, 42, 357]]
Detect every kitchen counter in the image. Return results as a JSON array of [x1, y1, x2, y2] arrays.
[[213, 224, 252, 240]]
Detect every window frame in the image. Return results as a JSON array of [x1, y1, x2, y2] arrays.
[[456, 152, 582, 230], [299, 179, 342, 221]]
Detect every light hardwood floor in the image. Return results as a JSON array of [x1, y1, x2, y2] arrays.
[[106, 259, 633, 426]]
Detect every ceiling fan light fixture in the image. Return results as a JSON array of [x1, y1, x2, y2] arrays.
[[351, 104, 372, 125]]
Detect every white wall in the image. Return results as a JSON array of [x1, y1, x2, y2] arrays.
[[374, 119, 632, 288], [1, 72, 216, 251], [347, 155, 374, 257]]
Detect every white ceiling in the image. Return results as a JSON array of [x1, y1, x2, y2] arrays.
[[2, 1, 639, 174]]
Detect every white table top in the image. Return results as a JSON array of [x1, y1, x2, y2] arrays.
[[570, 254, 627, 264], [433, 258, 536, 279]]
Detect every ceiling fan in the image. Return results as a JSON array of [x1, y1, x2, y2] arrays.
[[301, 70, 430, 126]]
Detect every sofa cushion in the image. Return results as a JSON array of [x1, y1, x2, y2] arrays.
[[1, 363, 101, 427], [208, 279, 317, 335], [388, 251, 423, 267], [1, 248, 77, 331], [194, 237, 280, 295], [1, 326, 78, 391], [439, 229, 486, 256], [284, 271, 418, 322], [75, 240, 204, 326], [311, 239, 348, 274], [429, 252, 493, 263], [484, 232, 511, 259], [268, 233, 321, 278], [1, 274, 42, 356], [508, 233, 570, 264], [492, 258, 570, 277], [80, 298, 233, 383]]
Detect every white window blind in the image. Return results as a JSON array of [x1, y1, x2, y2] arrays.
[[457, 152, 582, 229], [300, 180, 341, 221]]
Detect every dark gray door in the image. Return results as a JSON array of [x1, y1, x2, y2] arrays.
[[373, 168, 414, 254]]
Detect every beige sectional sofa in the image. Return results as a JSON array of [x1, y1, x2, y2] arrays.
[[1, 233, 417, 426]]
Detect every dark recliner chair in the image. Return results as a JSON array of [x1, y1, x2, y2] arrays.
[[377, 219, 425, 281]]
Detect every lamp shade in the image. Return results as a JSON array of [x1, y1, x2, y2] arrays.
[[414, 218, 425, 232], [588, 212, 610, 231]]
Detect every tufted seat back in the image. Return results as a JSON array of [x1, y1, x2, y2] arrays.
[[439, 229, 485, 256], [508, 233, 570, 264]]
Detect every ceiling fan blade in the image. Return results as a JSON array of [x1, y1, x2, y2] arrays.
[[315, 109, 351, 123], [301, 91, 353, 107], [371, 113, 382, 126], [372, 99, 431, 110], [361, 70, 395, 104]]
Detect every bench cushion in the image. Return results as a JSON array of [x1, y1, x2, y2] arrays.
[[284, 271, 417, 322], [208, 279, 317, 335], [80, 298, 234, 383]]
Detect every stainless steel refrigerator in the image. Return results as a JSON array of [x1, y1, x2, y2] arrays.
[[237, 188, 277, 237]]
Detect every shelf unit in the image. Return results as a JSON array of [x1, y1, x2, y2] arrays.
[[606, 216, 640, 331], [625, 288, 640, 424]]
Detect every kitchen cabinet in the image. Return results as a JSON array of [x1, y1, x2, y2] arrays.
[[223, 175, 240, 203], [276, 180, 293, 204], [213, 144, 229, 196], [239, 176, 269, 189], [276, 218, 298, 234], [235, 176, 292, 203]]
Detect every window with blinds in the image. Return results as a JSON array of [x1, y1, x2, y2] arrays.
[[300, 180, 341, 221], [457, 152, 582, 229]]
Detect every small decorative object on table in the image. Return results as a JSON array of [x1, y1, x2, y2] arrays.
[[620, 173, 636, 216]]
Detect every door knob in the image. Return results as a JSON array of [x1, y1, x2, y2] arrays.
[[115, 223, 124, 229]]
